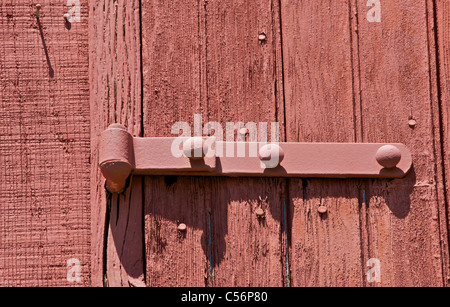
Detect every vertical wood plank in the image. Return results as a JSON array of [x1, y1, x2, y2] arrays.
[[142, 0, 204, 136], [205, 0, 285, 287], [0, 0, 90, 286], [289, 180, 364, 286], [435, 0, 450, 184], [356, 0, 445, 286], [106, 177, 145, 287], [281, 0, 365, 286], [204, 0, 285, 138], [141, 0, 285, 286], [89, 0, 144, 286], [434, 0, 450, 283], [282, 1, 356, 143], [141, 0, 209, 287]]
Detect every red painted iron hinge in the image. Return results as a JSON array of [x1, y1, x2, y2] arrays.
[[99, 124, 412, 193]]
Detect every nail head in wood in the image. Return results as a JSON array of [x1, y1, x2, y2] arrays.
[[239, 128, 249, 135], [258, 33, 267, 42], [36, 4, 41, 18], [177, 223, 187, 232], [255, 207, 265, 218], [318, 206, 328, 214], [408, 119, 417, 128]]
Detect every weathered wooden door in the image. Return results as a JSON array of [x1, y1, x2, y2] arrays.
[[0, 0, 448, 287]]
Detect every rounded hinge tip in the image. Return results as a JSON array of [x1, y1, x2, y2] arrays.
[[100, 160, 132, 194]]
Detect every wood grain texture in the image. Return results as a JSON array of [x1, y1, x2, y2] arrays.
[[0, 0, 90, 286], [435, 0, 450, 185], [141, 0, 209, 287], [210, 178, 285, 286], [105, 177, 145, 287], [0, 0, 445, 289], [282, 0, 356, 143], [141, 0, 286, 286], [434, 0, 450, 283], [144, 176, 211, 287], [205, 0, 285, 287], [356, 0, 445, 286], [142, 0, 204, 136], [289, 179, 364, 286], [89, 0, 144, 287], [281, 0, 365, 286]]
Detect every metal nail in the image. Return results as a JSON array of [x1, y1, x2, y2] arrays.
[[36, 4, 41, 19], [239, 128, 249, 136], [255, 207, 265, 218], [318, 206, 328, 214], [64, 13, 71, 22], [258, 33, 267, 42], [177, 223, 187, 232]]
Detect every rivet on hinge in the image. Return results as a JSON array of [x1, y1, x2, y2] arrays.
[[375, 145, 402, 169], [183, 137, 208, 160], [258, 144, 284, 168]]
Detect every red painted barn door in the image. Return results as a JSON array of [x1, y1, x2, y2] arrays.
[[90, 0, 450, 287]]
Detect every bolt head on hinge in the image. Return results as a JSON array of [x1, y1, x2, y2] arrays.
[[258, 144, 284, 168], [183, 137, 208, 160], [375, 145, 402, 169]]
